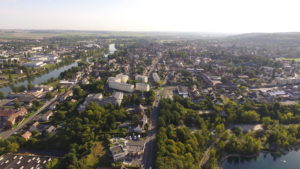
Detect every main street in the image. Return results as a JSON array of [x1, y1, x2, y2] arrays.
[[143, 88, 161, 169], [142, 52, 165, 169]]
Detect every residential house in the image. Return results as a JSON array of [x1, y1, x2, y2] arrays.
[[0, 107, 27, 128], [29, 121, 40, 132], [41, 111, 53, 121], [177, 86, 189, 98], [109, 145, 127, 162], [126, 140, 146, 156], [22, 131, 32, 141], [45, 125, 56, 134]]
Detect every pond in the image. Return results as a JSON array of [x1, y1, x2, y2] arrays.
[[222, 150, 300, 169]]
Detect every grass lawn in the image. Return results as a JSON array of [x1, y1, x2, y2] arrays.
[[81, 142, 109, 168], [277, 57, 300, 62]]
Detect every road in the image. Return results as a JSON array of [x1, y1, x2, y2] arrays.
[[147, 52, 163, 78], [142, 88, 161, 169], [0, 97, 58, 140], [143, 52, 165, 169]]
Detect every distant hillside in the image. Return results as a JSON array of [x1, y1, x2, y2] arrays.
[[226, 32, 300, 46]]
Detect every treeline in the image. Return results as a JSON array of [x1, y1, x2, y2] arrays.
[[223, 100, 300, 124], [59, 67, 81, 79], [155, 98, 217, 169]]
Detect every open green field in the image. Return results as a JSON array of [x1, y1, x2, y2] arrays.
[[276, 57, 300, 62], [0, 30, 163, 40]]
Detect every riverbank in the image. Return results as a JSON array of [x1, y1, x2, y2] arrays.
[[0, 58, 74, 89], [0, 62, 79, 95], [217, 153, 259, 169], [219, 146, 300, 169]]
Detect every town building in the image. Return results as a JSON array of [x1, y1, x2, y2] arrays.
[[22, 131, 32, 140], [177, 86, 189, 98], [152, 72, 161, 83], [0, 107, 28, 128], [78, 92, 124, 112], [108, 74, 134, 92], [41, 111, 53, 121], [29, 121, 40, 132], [199, 73, 222, 86], [7, 93, 37, 105], [31, 46, 43, 51], [126, 140, 146, 156], [135, 75, 148, 83], [109, 145, 128, 162], [23, 61, 46, 67], [275, 76, 300, 85], [116, 74, 129, 83], [59, 80, 76, 86], [45, 125, 56, 134], [135, 83, 150, 92]]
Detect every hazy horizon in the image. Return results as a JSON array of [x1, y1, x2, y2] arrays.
[[1, 0, 300, 33]]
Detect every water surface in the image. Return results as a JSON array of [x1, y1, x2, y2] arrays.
[[0, 62, 78, 95], [222, 150, 300, 169]]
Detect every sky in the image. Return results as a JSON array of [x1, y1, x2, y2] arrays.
[[0, 0, 300, 33]]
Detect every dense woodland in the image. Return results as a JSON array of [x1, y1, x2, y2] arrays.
[[155, 95, 300, 169]]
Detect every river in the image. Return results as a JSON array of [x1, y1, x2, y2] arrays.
[[222, 150, 300, 169], [0, 62, 78, 95], [104, 43, 117, 58]]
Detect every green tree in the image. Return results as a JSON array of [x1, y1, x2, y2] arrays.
[[241, 110, 260, 123], [0, 91, 4, 99]]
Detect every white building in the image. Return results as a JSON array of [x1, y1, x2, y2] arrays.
[[135, 75, 148, 83], [177, 86, 189, 98], [112, 92, 124, 105], [152, 72, 161, 83], [0, 57, 20, 63], [59, 80, 76, 86], [31, 46, 43, 51], [78, 92, 124, 112], [29, 56, 48, 62], [23, 61, 45, 67], [116, 74, 129, 83], [108, 74, 134, 92], [275, 76, 300, 85], [136, 83, 150, 92], [108, 77, 122, 83], [41, 111, 53, 121], [109, 81, 135, 92], [85, 93, 103, 103]]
